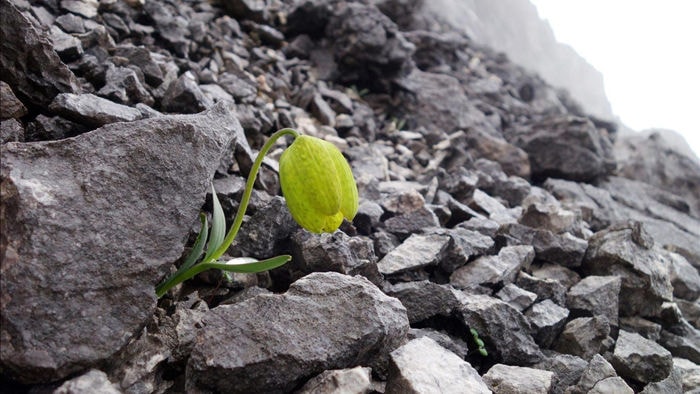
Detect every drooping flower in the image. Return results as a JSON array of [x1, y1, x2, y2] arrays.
[[279, 135, 358, 233]]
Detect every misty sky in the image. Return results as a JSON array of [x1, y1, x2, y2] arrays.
[[531, 0, 700, 158]]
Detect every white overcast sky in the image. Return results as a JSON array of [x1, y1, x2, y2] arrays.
[[530, 0, 700, 158]]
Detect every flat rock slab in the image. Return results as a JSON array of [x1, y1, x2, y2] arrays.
[[386, 337, 490, 394], [0, 103, 239, 383], [377, 233, 450, 275], [483, 364, 554, 394], [186, 272, 409, 393]]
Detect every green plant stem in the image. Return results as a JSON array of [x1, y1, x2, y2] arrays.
[[156, 128, 299, 298]]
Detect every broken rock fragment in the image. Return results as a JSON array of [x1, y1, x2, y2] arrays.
[[186, 272, 409, 393]]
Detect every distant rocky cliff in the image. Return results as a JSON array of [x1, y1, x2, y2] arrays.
[[423, 0, 615, 121]]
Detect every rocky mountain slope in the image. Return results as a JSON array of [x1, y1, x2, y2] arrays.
[[1, 0, 699, 392]]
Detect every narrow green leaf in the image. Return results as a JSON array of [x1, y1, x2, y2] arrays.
[[204, 184, 226, 261], [206, 255, 292, 274], [180, 213, 208, 271]]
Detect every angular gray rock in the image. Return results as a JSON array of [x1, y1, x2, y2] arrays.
[[583, 222, 674, 317], [612, 330, 674, 384], [0, 0, 80, 107], [567, 275, 621, 326], [0, 103, 239, 383], [377, 233, 450, 276], [0, 81, 28, 119], [498, 223, 587, 267], [49, 93, 145, 127], [554, 317, 611, 360], [483, 364, 554, 394], [640, 367, 683, 394], [435, 227, 495, 273], [496, 283, 538, 312], [384, 281, 461, 324], [525, 299, 569, 348], [297, 367, 373, 394], [385, 337, 490, 394], [673, 357, 700, 393], [509, 115, 615, 182], [534, 353, 587, 394], [615, 129, 700, 218], [588, 377, 634, 394], [186, 272, 409, 393], [327, 2, 414, 86], [516, 271, 567, 306], [161, 71, 213, 113], [289, 229, 382, 286], [456, 293, 543, 365], [450, 245, 534, 289], [568, 353, 619, 394], [667, 251, 700, 300]]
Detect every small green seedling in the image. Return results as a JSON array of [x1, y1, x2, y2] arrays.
[[470, 328, 488, 357], [156, 128, 359, 298]]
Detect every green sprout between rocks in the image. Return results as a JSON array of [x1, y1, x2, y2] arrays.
[[470, 328, 488, 357], [156, 128, 359, 298]]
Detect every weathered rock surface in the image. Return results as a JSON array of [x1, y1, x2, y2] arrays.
[[612, 330, 674, 384], [554, 317, 611, 361], [186, 272, 409, 393], [377, 233, 450, 276], [450, 245, 534, 289], [566, 275, 621, 326], [385, 337, 490, 394], [297, 366, 373, 394], [583, 222, 674, 317], [483, 364, 554, 394], [0, 103, 238, 383], [508, 115, 615, 182], [457, 293, 543, 365], [0, 0, 80, 107]]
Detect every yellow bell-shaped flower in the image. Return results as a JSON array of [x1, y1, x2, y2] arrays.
[[279, 135, 359, 233]]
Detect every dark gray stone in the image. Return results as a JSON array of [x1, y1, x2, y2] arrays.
[[456, 293, 543, 365], [554, 317, 611, 361], [436, 227, 495, 273], [186, 272, 409, 393], [583, 222, 674, 317], [534, 353, 587, 394], [509, 115, 615, 182], [112, 45, 164, 87], [383, 206, 440, 237], [50, 25, 83, 61], [531, 263, 581, 290], [384, 281, 461, 324], [667, 251, 700, 300], [353, 200, 383, 235], [450, 245, 534, 290], [289, 230, 382, 286], [483, 364, 554, 394], [327, 2, 414, 86], [567, 275, 621, 326], [0, 81, 28, 119], [569, 353, 620, 394], [525, 299, 569, 348], [25, 113, 88, 141], [498, 223, 587, 267], [386, 337, 490, 394], [0, 118, 24, 144], [613, 330, 673, 384], [659, 322, 700, 363], [640, 367, 684, 394], [0, 103, 238, 383], [54, 13, 86, 34], [465, 127, 531, 179], [516, 271, 568, 306], [96, 65, 154, 106], [161, 72, 213, 113], [0, 0, 80, 107], [230, 196, 297, 259], [49, 93, 144, 127]]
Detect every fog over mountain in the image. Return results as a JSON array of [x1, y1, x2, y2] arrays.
[[422, 0, 614, 121]]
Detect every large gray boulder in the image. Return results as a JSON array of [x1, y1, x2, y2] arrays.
[[0, 103, 239, 383], [186, 272, 409, 393]]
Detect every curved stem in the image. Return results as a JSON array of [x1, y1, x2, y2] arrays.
[[156, 128, 299, 298], [209, 128, 299, 261]]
